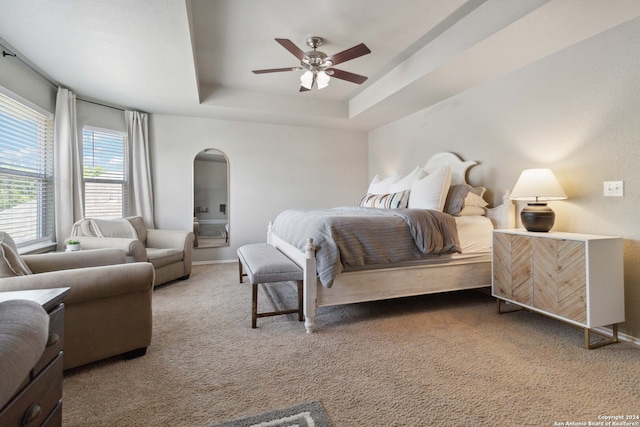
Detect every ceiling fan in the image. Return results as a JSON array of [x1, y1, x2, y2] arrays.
[[252, 37, 371, 92]]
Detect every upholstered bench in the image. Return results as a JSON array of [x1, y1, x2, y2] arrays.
[[237, 243, 303, 328]]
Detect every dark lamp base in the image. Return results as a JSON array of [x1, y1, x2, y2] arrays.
[[520, 203, 555, 232]]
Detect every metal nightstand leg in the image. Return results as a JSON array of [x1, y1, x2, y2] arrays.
[[584, 324, 619, 349], [496, 298, 524, 314]]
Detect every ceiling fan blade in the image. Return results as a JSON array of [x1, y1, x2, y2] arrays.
[[327, 68, 368, 85], [252, 67, 300, 74], [275, 38, 308, 61], [327, 43, 371, 66]]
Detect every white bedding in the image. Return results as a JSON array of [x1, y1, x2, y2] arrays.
[[455, 215, 494, 253]]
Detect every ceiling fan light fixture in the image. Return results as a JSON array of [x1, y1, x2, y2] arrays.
[[317, 70, 330, 89], [254, 37, 371, 92], [300, 70, 314, 89]]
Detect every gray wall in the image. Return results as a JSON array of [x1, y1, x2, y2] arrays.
[[369, 17, 640, 340]]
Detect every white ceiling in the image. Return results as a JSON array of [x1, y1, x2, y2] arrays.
[[1, 0, 640, 131]]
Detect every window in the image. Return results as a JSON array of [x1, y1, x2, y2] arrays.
[[0, 90, 54, 247], [82, 127, 128, 218]]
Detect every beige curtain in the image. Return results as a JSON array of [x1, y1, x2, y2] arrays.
[[126, 110, 155, 228], [53, 88, 83, 250]]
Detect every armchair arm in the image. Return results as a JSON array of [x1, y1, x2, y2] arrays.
[[23, 248, 127, 273], [0, 263, 155, 304], [65, 236, 147, 262], [146, 229, 195, 251]]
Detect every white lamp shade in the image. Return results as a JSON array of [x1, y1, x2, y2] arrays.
[[316, 71, 330, 89], [300, 71, 313, 89], [510, 168, 567, 201]]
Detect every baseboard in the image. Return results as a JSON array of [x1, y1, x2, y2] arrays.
[[193, 259, 236, 265], [593, 325, 640, 347]]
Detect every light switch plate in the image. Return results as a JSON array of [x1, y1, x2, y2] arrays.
[[603, 181, 623, 197]]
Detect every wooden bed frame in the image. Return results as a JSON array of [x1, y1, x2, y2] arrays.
[[267, 153, 515, 333]]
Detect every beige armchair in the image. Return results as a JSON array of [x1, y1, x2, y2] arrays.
[[0, 232, 154, 370], [70, 216, 195, 286]]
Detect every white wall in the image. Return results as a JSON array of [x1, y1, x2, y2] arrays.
[[369, 18, 640, 339], [76, 100, 126, 135], [149, 114, 368, 262]]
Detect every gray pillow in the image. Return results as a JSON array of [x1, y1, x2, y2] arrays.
[[444, 184, 472, 216]]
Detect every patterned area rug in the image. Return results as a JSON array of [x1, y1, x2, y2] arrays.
[[211, 401, 332, 427]]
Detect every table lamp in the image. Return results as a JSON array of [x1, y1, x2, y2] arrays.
[[509, 168, 567, 232]]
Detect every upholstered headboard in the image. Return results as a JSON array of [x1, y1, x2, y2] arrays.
[[423, 152, 514, 228], [423, 152, 477, 186]]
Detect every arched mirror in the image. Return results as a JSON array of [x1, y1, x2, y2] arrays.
[[193, 149, 229, 248]]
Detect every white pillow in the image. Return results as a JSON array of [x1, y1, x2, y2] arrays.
[[367, 174, 401, 195], [388, 167, 427, 193], [464, 192, 489, 208], [470, 186, 486, 198], [408, 164, 452, 211], [459, 206, 486, 216]]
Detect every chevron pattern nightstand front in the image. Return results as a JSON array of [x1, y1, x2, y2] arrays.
[[492, 230, 624, 349]]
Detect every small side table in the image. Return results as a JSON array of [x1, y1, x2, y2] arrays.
[[0, 287, 70, 427]]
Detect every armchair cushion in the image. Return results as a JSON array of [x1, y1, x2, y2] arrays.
[[0, 232, 32, 278], [145, 247, 183, 269]]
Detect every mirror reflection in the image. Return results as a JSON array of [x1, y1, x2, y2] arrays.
[[193, 149, 229, 248]]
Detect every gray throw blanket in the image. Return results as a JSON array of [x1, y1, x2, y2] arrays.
[[272, 207, 460, 287]]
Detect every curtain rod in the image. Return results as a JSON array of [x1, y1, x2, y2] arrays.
[[2, 42, 126, 113], [77, 97, 125, 112]]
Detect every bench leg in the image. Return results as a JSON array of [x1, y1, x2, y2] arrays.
[[252, 281, 303, 328], [252, 283, 258, 328], [297, 280, 303, 322], [238, 259, 243, 283]]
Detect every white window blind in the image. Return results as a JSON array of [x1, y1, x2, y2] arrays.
[[0, 90, 54, 247], [82, 128, 128, 218]]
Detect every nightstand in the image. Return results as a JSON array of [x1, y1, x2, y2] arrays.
[[0, 287, 69, 426], [492, 230, 624, 349]]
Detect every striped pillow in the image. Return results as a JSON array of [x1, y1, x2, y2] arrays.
[[359, 190, 410, 209]]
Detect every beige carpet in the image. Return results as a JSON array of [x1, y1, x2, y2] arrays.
[[63, 263, 639, 426]]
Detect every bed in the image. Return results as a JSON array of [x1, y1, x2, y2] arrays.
[[267, 152, 515, 333]]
